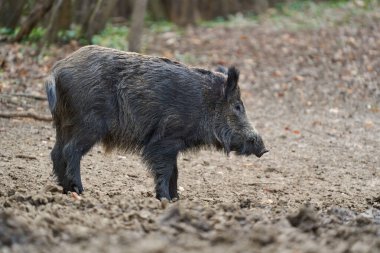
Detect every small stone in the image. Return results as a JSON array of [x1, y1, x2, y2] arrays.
[[7, 189, 16, 197], [160, 198, 169, 209]]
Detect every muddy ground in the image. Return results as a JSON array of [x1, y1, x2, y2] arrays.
[[1, 7, 380, 253]]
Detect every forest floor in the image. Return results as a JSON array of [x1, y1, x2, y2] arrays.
[[1, 4, 380, 253]]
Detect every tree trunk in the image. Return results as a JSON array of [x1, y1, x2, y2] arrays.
[[13, 0, 54, 42], [44, 0, 65, 45], [0, 0, 26, 29], [82, 0, 118, 42], [112, 0, 133, 20], [43, 0, 72, 44], [57, 0, 72, 30], [253, 0, 269, 14], [168, 0, 199, 26], [73, 0, 96, 25], [148, 0, 166, 20], [128, 0, 148, 53]]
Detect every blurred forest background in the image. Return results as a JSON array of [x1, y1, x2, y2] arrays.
[[0, 0, 375, 52]]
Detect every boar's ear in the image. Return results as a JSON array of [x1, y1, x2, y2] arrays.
[[215, 66, 228, 75], [224, 66, 240, 100]]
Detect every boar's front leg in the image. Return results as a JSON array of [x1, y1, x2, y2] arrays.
[[143, 139, 183, 201]]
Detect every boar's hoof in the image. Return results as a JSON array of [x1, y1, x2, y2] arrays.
[[62, 181, 83, 195], [170, 191, 179, 200], [73, 186, 82, 195]]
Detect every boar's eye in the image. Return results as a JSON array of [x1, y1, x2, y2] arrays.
[[234, 103, 244, 114]]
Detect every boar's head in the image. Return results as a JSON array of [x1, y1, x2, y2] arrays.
[[213, 67, 268, 158]]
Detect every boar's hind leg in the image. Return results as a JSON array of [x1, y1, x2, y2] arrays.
[[61, 125, 106, 194], [51, 133, 66, 187], [143, 140, 183, 201], [169, 164, 179, 200]]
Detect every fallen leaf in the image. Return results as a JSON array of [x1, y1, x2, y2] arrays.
[[71, 192, 82, 200], [293, 75, 304, 81]]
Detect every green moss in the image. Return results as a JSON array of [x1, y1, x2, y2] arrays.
[[27, 27, 45, 42], [147, 20, 179, 33], [198, 0, 378, 31], [58, 25, 81, 44], [91, 24, 129, 50], [3, 0, 378, 46]]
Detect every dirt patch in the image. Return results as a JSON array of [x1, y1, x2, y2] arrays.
[[1, 8, 380, 253]]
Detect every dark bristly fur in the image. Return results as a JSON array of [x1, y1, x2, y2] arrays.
[[46, 45, 268, 200]]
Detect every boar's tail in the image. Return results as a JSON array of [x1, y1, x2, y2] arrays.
[[45, 75, 57, 113]]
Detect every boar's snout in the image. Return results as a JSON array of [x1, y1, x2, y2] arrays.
[[256, 147, 269, 158], [251, 134, 269, 158], [231, 132, 268, 158]]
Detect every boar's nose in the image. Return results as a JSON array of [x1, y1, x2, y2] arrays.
[[256, 148, 269, 158], [250, 134, 268, 157]]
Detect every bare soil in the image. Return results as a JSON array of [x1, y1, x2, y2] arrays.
[[1, 9, 380, 253]]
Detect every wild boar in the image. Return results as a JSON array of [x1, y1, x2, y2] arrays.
[[46, 45, 268, 200]]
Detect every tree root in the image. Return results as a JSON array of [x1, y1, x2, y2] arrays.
[[0, 111, 52, 121], [1, 93, 47, 100]]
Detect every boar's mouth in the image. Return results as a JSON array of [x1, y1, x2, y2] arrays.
[[230, 135, 269, 158], [255, 148, 269, 158], [233, 144, 269, 157]]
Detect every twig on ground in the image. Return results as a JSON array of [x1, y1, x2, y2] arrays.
[[15, 154, 38, 160], [244, 182, 278, 186], [0, 111, 52, 121], [0, 93, 47, 100]]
